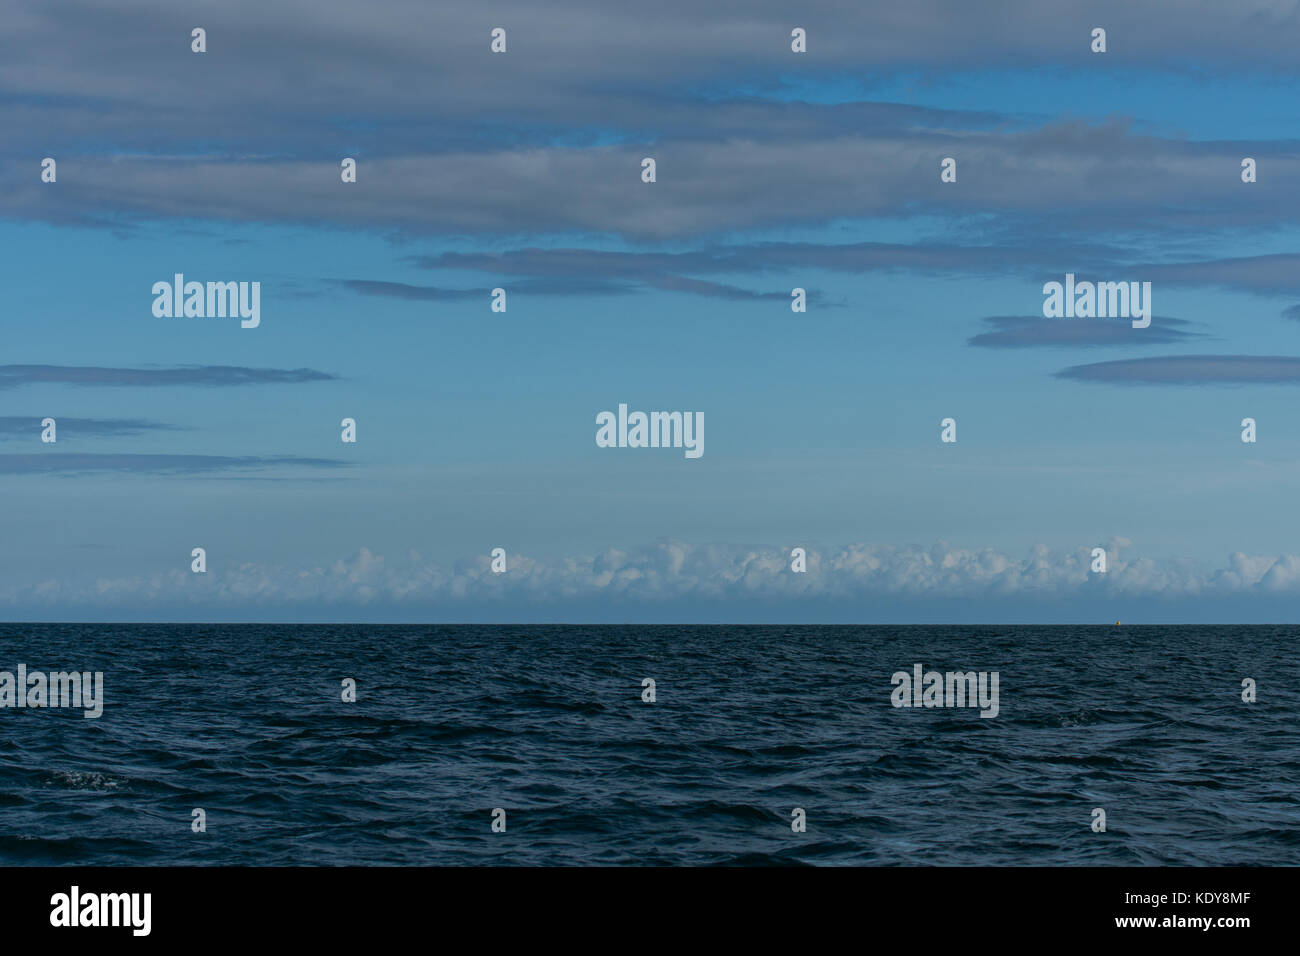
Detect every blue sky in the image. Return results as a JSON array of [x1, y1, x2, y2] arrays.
[[5, 0, 1300, 622]]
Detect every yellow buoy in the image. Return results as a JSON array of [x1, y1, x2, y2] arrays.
[[1115, 620, 1121, 626]]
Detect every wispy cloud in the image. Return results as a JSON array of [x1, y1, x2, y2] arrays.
[[0, 417, 183, 439], [969, 314, 1200, 348], [336, 277, 634, 300], [1056, 355, 1300, 384], [0, 365, 338, 389], [634, 274, 826, 302], [413, 243, 1300, 306], [339, 272, 823, 303], [409, 240, 1116, 287], [0, 453, 348, 475], [1141, 254, 1300, 297], [336, 279, 483, 301]]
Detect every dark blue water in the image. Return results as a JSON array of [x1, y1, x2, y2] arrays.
[[0, 624, 1295, 865]]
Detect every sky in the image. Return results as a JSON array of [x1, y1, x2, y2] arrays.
[[5, 0, 1300, 622]]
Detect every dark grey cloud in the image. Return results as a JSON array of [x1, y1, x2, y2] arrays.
[[0, 454, 348, 475], [411, 240, 1124, 281], [409, 247, 741, 279], [969, 314, 1200, 348], [340, 271, 819, 303], [0, 417, 183, 438], [6, 1, 1297, 149], [0, 365, 337, 389], [1139, 254, 1300, 297], [641, 275, 805, 301], [336, 280, 483, 301], [409, 242, 1300, 305], [1056, 355, 1300, 385], [336, 277, 633, 300], [13, 126, 1295, 242], [5, 1, 1300, 242]]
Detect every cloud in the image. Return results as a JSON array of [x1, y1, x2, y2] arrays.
[[641, 275, 802, 301], [336, 277, 634, 300], [0, 365, 338, 389], [7, 2, 1300, 244], [13, 538, 1300, 610], [1055, 355, 1300, 384], [415, 243, 1300, 305], [14, 125, 1296, 242], [336, 279, 482, 301], [411, 240, 1120, 284], [398, 242, 1300, 306], [969, 314, 1200, 348], [414, 241, 1300, 305], [0, 453, 348, 475], [1140, 254, 1300, 297], [339, 271, 817, 303], [0, 417, 183, 439], [8, 2, 1300, 148]]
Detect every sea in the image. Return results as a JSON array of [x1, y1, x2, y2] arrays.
[[0, 624, 1295, 866]]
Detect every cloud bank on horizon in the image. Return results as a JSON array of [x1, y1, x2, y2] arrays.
[[8, 539, 1300, 624]]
